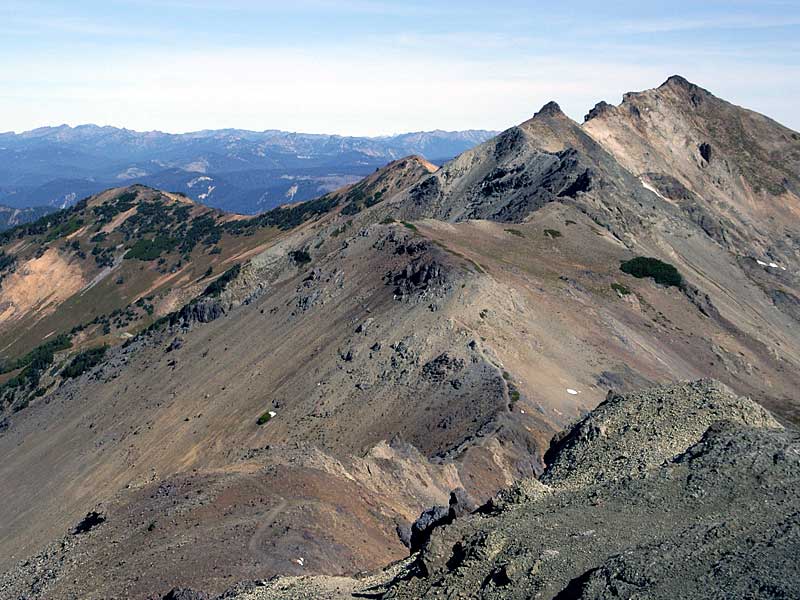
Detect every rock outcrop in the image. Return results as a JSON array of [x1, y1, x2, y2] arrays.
[[378, 380, 797, 599], [228, 380, 798, 599]]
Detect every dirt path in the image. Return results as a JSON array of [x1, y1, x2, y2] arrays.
[[247, 497, 289, 562]]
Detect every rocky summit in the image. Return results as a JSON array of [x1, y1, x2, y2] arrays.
[[1, 76, 799, 599]]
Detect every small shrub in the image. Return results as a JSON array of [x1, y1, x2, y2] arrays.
[[341, 202, 361, 216], [61, 345, 108, 379], [544, 229, 562, 239], [289, 250, 312, 265], [125, 236, 177, 261], [45, 217, 84, 242], [505, 228, 524, 237], [0, 333, 72, 375], [202, 263, 241, 297], [381, 217, 396, 225], [257, 411, 273, 425], [0, 250, 16, 272], [611, 282, 631, 296], [620, 256, 682, 288], [330, 224, 347, 237], [402, 222, 418, 232]]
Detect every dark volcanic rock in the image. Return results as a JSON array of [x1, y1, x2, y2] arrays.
[[380, 380, 797, 599], [681, 283, 723, 321], [421, 353, 465, 383], [72, 511, 105, 535], [162, 588, 209, 600], [166, 337, 184, 352], [409, 505, 449, 553], [391, 258, 447, 299], [698, 141, 712, 163], [447, 487, 477, 519], [178, 298, 226, 325], [583, 101, 613, 122], [408, 487, 477, 554], [771, 288, 800, 323]]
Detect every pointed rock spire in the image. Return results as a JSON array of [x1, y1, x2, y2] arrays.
[[534, 101, 565, 119]]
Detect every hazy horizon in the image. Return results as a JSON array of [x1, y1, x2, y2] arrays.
[[0, 121, 500, 138]]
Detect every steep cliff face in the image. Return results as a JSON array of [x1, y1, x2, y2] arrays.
[[390, 101, 672, 247]]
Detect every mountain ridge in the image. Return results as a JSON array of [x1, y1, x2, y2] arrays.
[[1, 75, 799, 599], [0, 125, 496, 215]]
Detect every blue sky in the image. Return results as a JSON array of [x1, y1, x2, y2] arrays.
[[1, 0, 798, 135]]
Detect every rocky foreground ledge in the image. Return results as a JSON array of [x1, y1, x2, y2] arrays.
[[194, 379, 799, 600]]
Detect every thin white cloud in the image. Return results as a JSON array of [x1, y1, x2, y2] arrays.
[[2, 43, 797, 135], [1, 2, 797, 134], [612, 14, 800, 34]]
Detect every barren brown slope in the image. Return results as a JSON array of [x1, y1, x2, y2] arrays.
[[257, 381, 797, 600], [0, 185, 276, 362], [383, 86, 800, 423], [3, 189, 799, 598], [583, 75, 800, 268], [0, 216, 545, 598], [0, 157, 437, 418]]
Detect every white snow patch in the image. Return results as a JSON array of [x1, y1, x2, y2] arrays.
[[566, 388, 579, 395], [116, 167, 148, 180], [268, 411, 277, 418], [187, 176, 213, 188], [756, 258, 787, 271], [294, 557, 305, 566], [639, 178, 670, 202], [198, 185, 216, 200]]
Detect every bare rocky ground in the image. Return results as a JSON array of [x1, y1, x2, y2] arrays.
[[1, 76, 800, 598], [226, 380, 800, 600]]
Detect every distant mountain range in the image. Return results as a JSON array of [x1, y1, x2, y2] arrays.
[[0, 126, 496, 214], [0, 204, 54, 231]]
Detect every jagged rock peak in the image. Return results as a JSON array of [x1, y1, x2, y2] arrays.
[[661, 74, 694, 88], [658, 74, 714, 99], [533, 100, 565, 119], [584, 100, 613, 122]]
